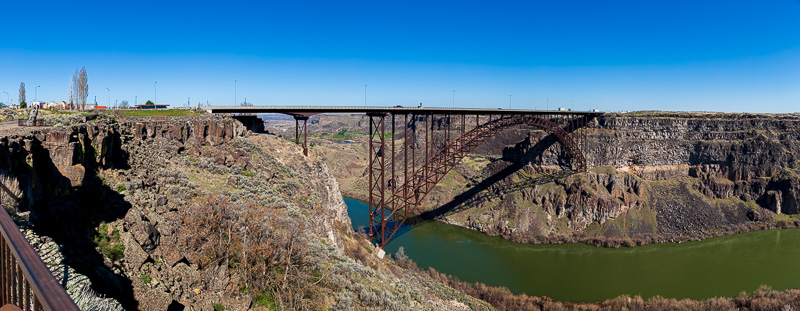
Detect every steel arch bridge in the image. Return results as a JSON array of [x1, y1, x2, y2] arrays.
[[207, 106, 601, 247], [365, 113, 596, 246]]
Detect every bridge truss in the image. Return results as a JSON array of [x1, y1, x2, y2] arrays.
[[364, 112, 598, 247]]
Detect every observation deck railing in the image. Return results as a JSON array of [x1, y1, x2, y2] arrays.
[[0, 206, 79, 311]]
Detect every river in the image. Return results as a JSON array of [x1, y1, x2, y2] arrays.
[[345, 197, 800, 302]]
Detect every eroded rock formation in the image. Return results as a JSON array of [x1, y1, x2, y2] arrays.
[[437, 112, 800, 244], [0, 116, 488, 310]]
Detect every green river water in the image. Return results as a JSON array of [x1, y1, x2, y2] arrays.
[[345, 197, 800, 302]]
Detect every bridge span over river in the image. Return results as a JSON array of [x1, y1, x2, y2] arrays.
[[208, 106, 603, 247], [0, 106, 600, 307]]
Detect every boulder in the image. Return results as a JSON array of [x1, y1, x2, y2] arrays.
[[123, 233, 149, 269]]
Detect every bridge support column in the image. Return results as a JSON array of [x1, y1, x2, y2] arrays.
[[367, 112, 388, 245], [293, 115, 309, 156]]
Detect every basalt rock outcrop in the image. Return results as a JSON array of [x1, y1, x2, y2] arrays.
[[0, 118, 260, 309], [0, 115, 488, 310], [436, 112, 800, 244]]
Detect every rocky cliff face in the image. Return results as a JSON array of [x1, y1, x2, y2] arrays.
[[0, 116, 488, 310], [0, 118, 278, 309], [433, 112, 800, 244]]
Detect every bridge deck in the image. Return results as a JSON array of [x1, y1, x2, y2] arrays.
[[207, 106, 602, 116]]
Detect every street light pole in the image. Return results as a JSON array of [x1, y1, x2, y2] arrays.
[[105, 87, 110, 107], [154, 82, 157, 105], [509, 95, 512, 109], [2, 91, 8, 106], [235, 80, 237, 106], [35, 85, 40, 102], [364, 84, 367, 107], [452, 90, 456, 108]]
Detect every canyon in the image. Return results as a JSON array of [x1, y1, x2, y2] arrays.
[[310, 111, 800, 246], [3, 110, 800, 310]]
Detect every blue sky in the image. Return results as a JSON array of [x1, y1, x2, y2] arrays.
[[1, 1, 799, 112]]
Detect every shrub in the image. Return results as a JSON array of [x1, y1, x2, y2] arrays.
[[71, 285, 124, 311], [111, 243, 125, 261], [254, 290, 275, 309], [394, 246, 408, 262], [182, 194, 326, 309], [331, 292, 353, 311], [141, 274, 151, 284], [94, 222, 125, 262]]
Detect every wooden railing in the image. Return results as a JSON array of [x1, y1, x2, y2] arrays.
[[0, 206, 79, 311]]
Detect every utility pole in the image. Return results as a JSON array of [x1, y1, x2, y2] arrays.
[[509, 95, 512, 109], [364, 84, 368, 107], [235, 80, 237, 105], [452, 90, 456, 108], [154, 81, 158, 105]]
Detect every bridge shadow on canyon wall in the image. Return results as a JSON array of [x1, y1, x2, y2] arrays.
[[2, 130, 139, 310], [406, 132, 576, 227]]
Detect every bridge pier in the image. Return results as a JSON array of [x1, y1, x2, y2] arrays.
[[367, 112, 389, 243], [293, 115, 309, 156]]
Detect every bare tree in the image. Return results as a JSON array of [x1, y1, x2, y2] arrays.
[[72, 67, 88, 110], [119, 100, 129, 108], [68, 87, 74, 110], [69, 71, 77, 110], [19, 82, 26, 108]]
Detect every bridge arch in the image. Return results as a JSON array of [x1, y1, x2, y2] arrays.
[[370, 114, 590, 245]]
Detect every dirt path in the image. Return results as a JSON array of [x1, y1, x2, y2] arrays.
[[0, 121, 19, 131]]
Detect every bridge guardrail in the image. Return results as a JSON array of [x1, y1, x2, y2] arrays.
[[0, 206, 79, 310]]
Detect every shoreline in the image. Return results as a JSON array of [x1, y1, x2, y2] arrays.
[[345, 193, 800, 309], [341, 191, 800, 248]]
